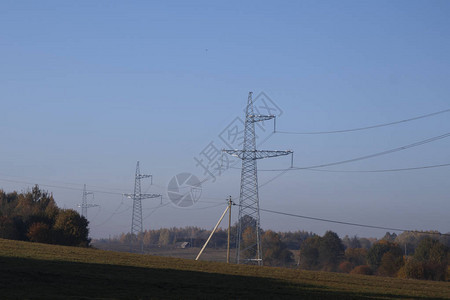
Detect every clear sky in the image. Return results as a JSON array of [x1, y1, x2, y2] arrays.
[[1, 1, 449, 239]]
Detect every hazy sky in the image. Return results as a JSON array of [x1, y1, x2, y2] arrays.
[[1, 1, 449, 239]]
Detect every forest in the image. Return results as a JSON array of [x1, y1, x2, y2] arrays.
[[0, 186, 90, 247], [97, 226, 450, 281]]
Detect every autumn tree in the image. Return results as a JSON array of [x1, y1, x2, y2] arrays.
[[394, 231, 446, 255], [0, 216, 21, 240], [367, 241, 402, 268], [342, 235, 361, 249], [27, 222, 51, 243], [319, 231, 345, 271], [378, 251, 404, 277], [299, 231, 344, 271], [158, 228, 173, 246], [299, 236, 321, 270], [53, 209, 90, 247], [143, 230, 160, 247], [279, 230, 315, 250], [241, 226, 257, 260], [367, 241, 403, 275], [119, 233, 133, 244], [345, 247, 368, 267], [261, 230, 293, 267], [211, 229, 227, 248], [381, 232, 397, 242], [235, 215, 259, 260], [0, 186, 91, 247], [405, 238, 449, 281], [358, 237, 373, 249], [414, 237, 448, 264]]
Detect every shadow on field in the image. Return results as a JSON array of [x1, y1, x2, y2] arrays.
[[0, 256, 442, 300]]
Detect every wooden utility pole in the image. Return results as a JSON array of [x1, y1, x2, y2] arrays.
[[227, 196, 233, 264], [195, 197, 234, 262], [195, 203, 229, 261]]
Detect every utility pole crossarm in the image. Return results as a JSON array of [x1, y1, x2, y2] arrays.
[[222, 149, 292, 160]]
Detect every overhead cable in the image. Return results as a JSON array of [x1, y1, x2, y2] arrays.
[[305, 162, 450, 173], [276, 108, 450, 135], [256, 133, 450, 188], [257, 132, 450, 172], [0, 177, 129, 196], [258, 207, 450, 236]]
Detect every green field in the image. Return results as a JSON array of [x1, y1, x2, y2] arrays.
[[1, 239, 449, 299]]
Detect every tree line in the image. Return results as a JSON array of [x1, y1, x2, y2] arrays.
[[0, 186, 90, 247], [300, 230, 449, 281], [2, 186, 446, 281], [96, 225, 314, 266], [98, 225, 449, 281]]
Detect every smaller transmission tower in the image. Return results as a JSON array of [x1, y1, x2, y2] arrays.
[[78, 184, 98, 219], [124, 161, 161, 252]]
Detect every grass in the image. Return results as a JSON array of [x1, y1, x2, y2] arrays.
[[1, 238, 449, 299], [93, 241, 237, 262]]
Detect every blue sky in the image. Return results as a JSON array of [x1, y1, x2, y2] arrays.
[[1, 1, 449, 239]]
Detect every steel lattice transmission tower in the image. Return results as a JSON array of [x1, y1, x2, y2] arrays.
[[223, 92, 293, 265], [78, 184, 98, 219], [124, 161, 161, 252]]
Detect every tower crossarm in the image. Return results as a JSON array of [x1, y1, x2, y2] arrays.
[[223, 149, 292, 160], [140, 193, 161, 199], [124, 193, 161, 199], [254, 150, 292, 159], [249, 115, 275, 123], [79, 203, 99, 208]]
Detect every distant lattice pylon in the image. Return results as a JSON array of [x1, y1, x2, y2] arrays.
[[124, 161, 161, 252], [78, 184, 98, 219]]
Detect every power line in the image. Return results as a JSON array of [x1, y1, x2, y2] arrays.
[[305, 162, 450, 173], [0, 172, 130, 193], [260, 169, 291, 189], [251, 133, 450, 188], [91, 201, 129, 227], [193, 202, 227, 210], [257, 132, 450, 172], [257, 163, 450, 189], [90, 205, 102, 222], [0, 177, 126, 196], [2, 132, 448, 203], [275, 108, 450, 135], [143, 202, 171, 221], [258, 207, 450, 237]]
